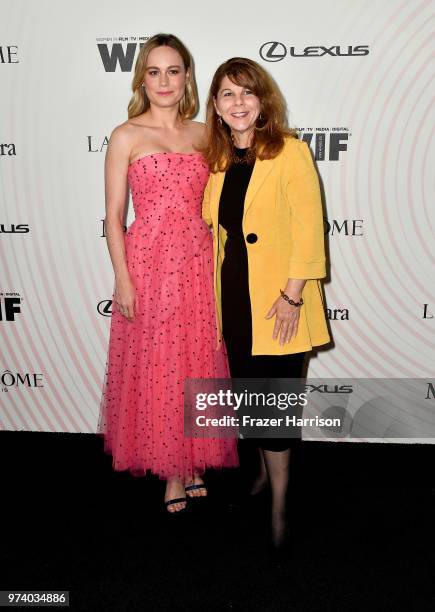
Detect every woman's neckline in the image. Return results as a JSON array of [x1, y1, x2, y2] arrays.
[[129, 151, 203, 166]]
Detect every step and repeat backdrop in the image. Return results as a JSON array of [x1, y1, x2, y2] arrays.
[[1, 0, 434, 434]]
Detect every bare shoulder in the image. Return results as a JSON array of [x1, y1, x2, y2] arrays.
[[108, 121, 136, 149], [188, 120, 206, 133], [186, 120, 206, 148], [187, 120, 206, 135]]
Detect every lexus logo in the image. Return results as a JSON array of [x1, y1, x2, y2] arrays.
[[260, 42, 369, 61], [0, 224, 29, 234], [97, 300, 112, 316], [259, 41, 286, 62], [305, 384, 353, 394]]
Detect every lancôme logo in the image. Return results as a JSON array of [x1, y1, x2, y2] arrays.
[[1, 370, 44, 392]]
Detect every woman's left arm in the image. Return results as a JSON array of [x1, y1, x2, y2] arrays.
[[266, 140, 326, 345]]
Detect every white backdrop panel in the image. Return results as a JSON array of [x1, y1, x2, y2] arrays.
[[0, 0, 434, 433]]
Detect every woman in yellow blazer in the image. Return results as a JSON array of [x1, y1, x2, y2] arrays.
[[202, 58, 330, 547]]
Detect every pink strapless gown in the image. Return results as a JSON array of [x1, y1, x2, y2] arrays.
[[99, 152, 238, 479]]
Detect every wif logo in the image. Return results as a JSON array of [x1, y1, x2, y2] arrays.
[[0, 293, 22, 321], [298, 127, 350, 161], [0, 46, 19, 63], [97, 35, 149, 72]]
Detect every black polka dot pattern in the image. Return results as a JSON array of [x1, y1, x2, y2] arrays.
[[99, 153, 238, 479]]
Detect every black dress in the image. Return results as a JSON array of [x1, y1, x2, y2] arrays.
[[219, 147, 305, 451]]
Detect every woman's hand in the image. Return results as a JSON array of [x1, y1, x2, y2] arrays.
[[114, 276, 138, 321], [266, 295, 301, 346]]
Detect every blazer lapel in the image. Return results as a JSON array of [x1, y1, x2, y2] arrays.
[[244, 157, 276, 217], [209, 156, 277, 226], [210, 171, 226, 230]]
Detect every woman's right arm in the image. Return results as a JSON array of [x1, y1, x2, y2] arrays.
[[104, 126, 137, 321]]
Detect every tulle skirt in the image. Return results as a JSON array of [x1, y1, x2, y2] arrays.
[[99, 233, 238, 479]]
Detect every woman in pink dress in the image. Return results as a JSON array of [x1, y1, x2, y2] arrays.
[[99, 33, 238, 512]]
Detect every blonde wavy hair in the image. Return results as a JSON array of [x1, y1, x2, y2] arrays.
[[128, 33, 198, 120], [202, 57, 296, 172]]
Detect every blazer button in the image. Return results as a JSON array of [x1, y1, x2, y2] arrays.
[[246, 233, 258, 244]]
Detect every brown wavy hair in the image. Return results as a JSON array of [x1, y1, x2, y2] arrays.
[[202, 57, 296, 172], [128, 33, 198, 120]]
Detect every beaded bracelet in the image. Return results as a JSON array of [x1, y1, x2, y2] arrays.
[[280, 290, 304, 307]]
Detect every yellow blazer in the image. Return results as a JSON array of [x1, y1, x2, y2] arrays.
[[202, 136, 330, 356]]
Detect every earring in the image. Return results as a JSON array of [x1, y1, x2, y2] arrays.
[[218, 116, 222, 126]]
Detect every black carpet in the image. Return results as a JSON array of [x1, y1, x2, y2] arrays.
[[1, 431, 434, 611]]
